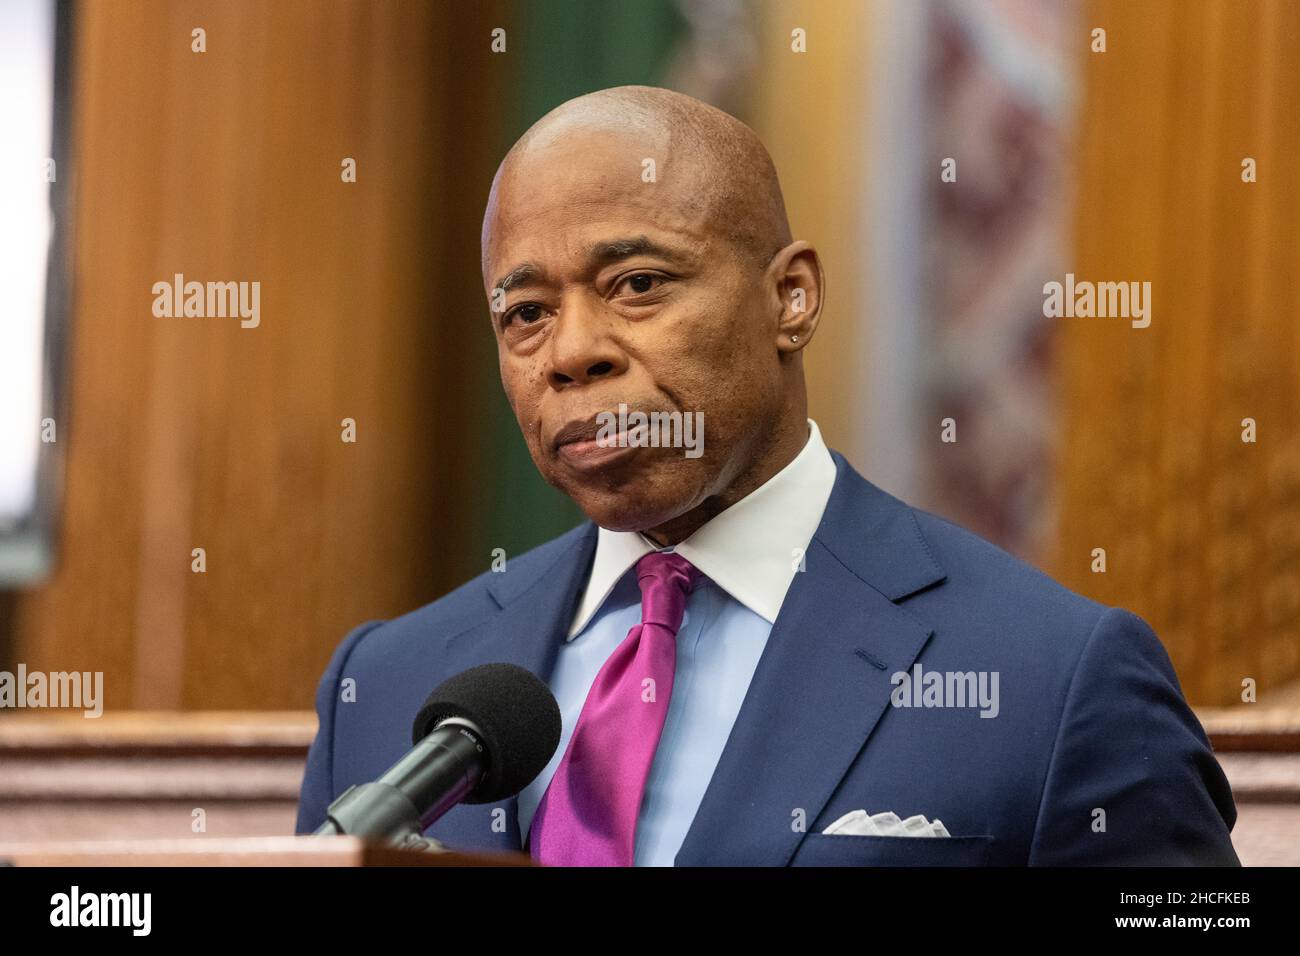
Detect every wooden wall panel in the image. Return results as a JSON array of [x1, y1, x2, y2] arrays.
[[9, 0, 511, 710], [749, 0, 875, 454], [1055, 0, 1300, 705]]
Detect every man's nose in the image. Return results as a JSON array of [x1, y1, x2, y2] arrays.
[[546, 299, 627, 388]]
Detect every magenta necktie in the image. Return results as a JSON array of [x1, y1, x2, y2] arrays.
[[528, 551, 701, 866]]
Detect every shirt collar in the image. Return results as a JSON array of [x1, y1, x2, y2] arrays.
[[567, 418, 838, 639]]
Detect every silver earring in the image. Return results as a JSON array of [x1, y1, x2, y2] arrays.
[[790, 334, 799, 343]]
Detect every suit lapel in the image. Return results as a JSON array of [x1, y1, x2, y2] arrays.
[[455, 522, 597, 681], [674, 453, 946, 865], [427, 523, 597, 853]]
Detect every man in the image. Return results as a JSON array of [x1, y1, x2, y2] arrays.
[[296, 86, 1239, 866]]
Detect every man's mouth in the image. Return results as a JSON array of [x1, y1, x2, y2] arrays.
[[551, 414, 644, 471]]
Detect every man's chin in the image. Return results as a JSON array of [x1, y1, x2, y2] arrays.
[[574, 494, 686, 530], [562, 481, 697, 535], [540, 451, 714, 534]]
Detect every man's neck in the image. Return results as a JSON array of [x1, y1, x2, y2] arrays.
[[641, 415, 811, 547]]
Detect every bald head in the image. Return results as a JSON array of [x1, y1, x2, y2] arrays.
[[482, 86, 792, 276], [482, 85, 824, 545]]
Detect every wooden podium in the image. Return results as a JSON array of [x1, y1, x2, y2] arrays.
[[0, 835, 536, 867], [5, 708, 1300, 865]]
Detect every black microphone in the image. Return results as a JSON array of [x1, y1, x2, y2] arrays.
[[314, 662, 561, 846]]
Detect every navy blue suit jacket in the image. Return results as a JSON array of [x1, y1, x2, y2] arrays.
[[296, 452, 1239, 865]]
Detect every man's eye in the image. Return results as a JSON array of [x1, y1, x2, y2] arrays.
[[618, 273, 662, 296], [506, 304, 545, 326]]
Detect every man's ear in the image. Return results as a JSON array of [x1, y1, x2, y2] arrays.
[[768, 241, 825, 353]]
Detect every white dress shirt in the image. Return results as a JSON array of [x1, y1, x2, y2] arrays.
[[517, 419, 838, 864]]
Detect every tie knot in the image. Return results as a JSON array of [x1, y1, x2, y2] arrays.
[[634, 551, 700, 631]]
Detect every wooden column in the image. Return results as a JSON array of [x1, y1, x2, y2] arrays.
[[11, 0, 512, 710]]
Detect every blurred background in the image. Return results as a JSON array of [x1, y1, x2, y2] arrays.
[[0, 0, 1297, 855]]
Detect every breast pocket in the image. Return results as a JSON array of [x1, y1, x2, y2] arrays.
[[791, 833, 995, 867]]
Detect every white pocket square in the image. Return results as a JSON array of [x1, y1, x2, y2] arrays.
[[822, 810, 951, 837]]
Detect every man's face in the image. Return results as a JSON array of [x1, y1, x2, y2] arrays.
[[483, 126, 783, 532]]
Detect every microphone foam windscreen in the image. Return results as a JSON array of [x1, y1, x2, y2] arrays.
[[411, 662, 562, 804]]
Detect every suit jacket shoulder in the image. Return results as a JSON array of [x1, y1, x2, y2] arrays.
[[294, 521, 595, 835]]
